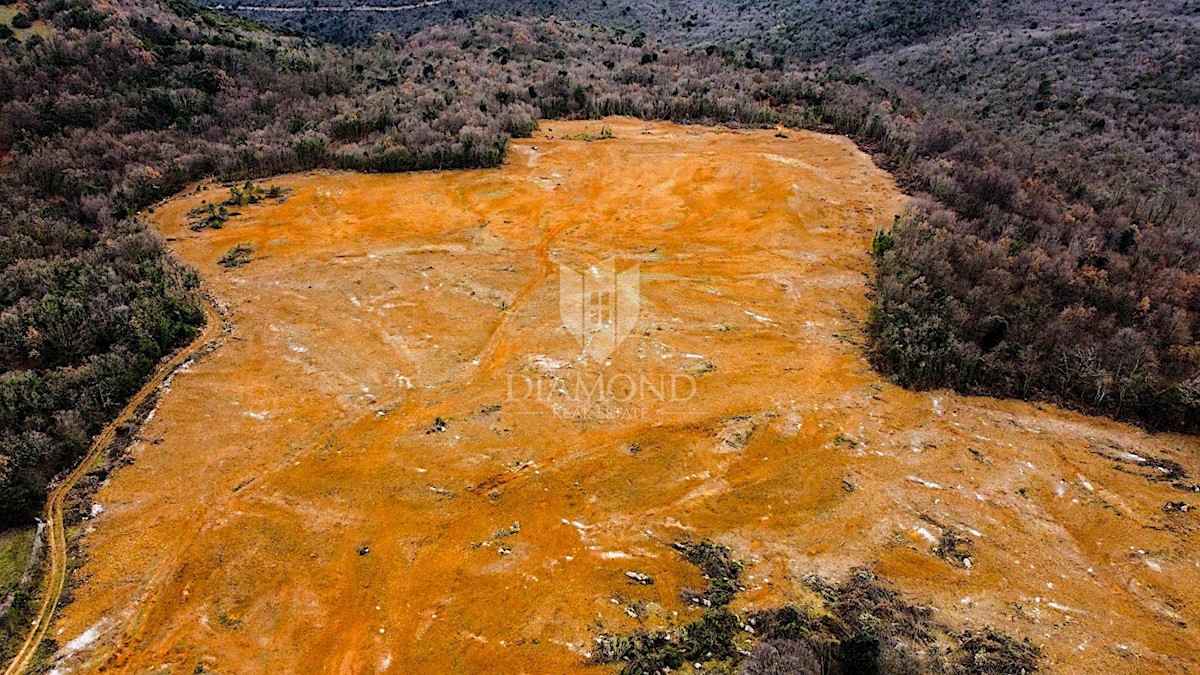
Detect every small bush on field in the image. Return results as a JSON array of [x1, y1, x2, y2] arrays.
[[218, 243, 254, 268], [188, 203, 231, 231], [225, 181, 289, 207], [675, 539, 743, 607]]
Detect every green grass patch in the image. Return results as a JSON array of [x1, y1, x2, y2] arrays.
[[0, 525, 41, 664], [0, 527, 35, 599], [0, 4, 51, 41], [564, 126, 615, 141]]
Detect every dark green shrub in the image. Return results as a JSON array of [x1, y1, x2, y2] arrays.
[[679, 608, 739, 661], [592, 630, 683, 675]]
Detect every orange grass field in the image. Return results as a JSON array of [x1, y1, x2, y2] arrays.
[[48, 119, 1200, 673]]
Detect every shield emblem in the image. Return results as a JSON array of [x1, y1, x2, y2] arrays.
[[559, 257, 640, 363]]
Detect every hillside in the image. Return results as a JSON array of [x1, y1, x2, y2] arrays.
[[212, 0, 1200, 198], [0, 0, 1196, 671]]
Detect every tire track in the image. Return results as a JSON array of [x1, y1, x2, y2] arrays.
[[3, 297, 224, 675]]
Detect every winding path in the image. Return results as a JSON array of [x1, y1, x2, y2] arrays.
[[217, 0, 453, 12], [3, 298, 223, 675]]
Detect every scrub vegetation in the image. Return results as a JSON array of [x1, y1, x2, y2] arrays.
[[594, 542, 1040, 675]]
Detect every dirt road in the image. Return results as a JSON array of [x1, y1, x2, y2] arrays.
[[3, 299, 222, 675]]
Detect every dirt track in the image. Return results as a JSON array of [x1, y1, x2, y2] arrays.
[[45, 118, 1200, 673], [3, 300, 221, 675]]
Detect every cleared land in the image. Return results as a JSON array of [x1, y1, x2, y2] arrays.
[[46, 118, 1200, 673]]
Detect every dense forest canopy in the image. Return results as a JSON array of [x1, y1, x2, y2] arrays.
[[0, 0, 1197, 531]]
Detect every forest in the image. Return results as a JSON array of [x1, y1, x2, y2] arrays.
[[1, 0, 1197, 530]]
